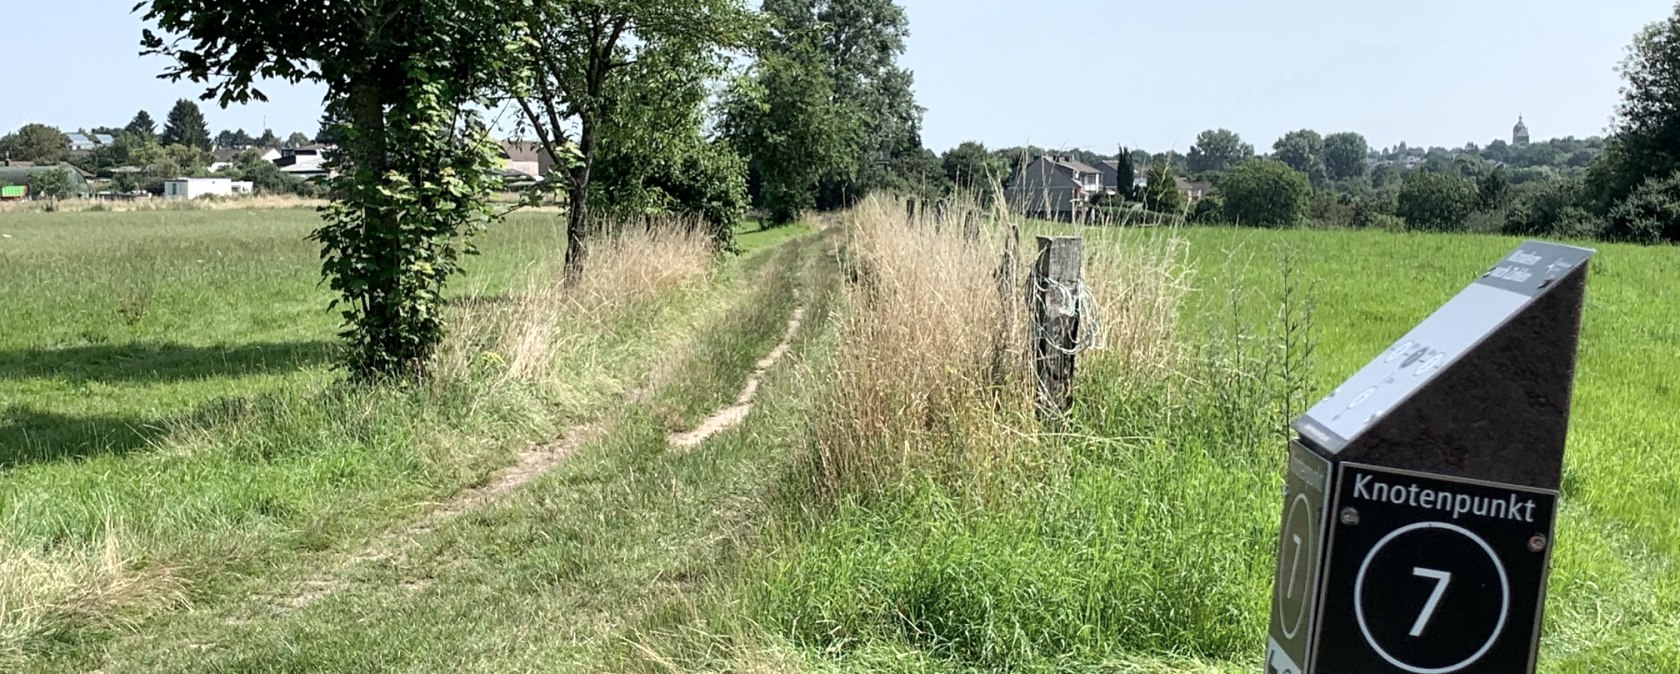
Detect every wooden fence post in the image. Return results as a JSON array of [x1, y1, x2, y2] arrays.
[[963, 211, 981, 245], [1031, 236, 1083, 418], [906, 197, 917, 226], [933, 199, 949, 232]]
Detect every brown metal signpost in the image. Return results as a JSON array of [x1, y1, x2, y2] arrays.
[[1265, 241, 1594, 674]]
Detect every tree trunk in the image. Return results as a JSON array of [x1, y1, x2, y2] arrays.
[[564, 117, 594, 285], [344, 73, 407, 374]]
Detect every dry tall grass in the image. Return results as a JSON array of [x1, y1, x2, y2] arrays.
[[809, 195, 1190, 498], [436, 224, 717, 395]]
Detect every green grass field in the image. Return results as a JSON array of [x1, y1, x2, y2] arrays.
[[726, 223, 1680, 674], [1, 208, 1674, 673]]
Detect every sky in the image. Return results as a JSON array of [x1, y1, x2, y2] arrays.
[[4, 0, 1674, 154]]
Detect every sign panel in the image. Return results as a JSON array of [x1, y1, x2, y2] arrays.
[[1266, 441, 1332, 670], [1294, 242, 1595, 454], [1314, 464, 1557, 674]]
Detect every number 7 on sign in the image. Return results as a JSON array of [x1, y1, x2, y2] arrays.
[[1410, 567, 1453, 637]]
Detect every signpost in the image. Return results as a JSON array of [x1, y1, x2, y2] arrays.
[[1265, 241, 1594, 674]]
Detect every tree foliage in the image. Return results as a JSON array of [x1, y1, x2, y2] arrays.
[[1221, 158, 1310, 227], [0, 124, 71, 163], [1602, 9, 1680, 209], [1273, 129, 1326, 185], [160, 99, 212, 151], [511, 0, 754, 278], [761, 0, 924, 209], [941, 141, 1004, 194], [1323, 132, 1368, 182], [1187, 128, 1252, 174], [125, 111, 158, 141], [1141, 162, 1183, 214], [1397, 170, 1479, 231], [1114, 146, 1135, 200], [1604, 171, 1680, 243], [721, 42, 859, 224], [142, 0, 518, 379]]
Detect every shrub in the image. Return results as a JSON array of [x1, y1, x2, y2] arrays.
[[1604, 172, 1680, 244], [1191, 192, 1225, 223], [1396, 170, 1478, 231], [1221, 159, 1309, 227], [1504, 179, 1604, 239]]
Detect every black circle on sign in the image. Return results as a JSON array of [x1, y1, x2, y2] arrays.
[[1274, 493, 1314, 639], [1355, 522, 1510, 674]]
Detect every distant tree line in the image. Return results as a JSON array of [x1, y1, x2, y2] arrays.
[[1, 98, 318, 196]]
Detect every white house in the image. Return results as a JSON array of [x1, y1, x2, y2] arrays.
[[163, 178, 254, 199]]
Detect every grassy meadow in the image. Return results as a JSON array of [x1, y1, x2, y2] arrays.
[[676, 211, 1678, 674], [0, 205, 812, 669], [1, 199, 1674, 673]]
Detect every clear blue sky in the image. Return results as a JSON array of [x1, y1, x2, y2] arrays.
[[5, 0, 1674, 154]]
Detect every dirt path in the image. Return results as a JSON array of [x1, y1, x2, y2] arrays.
[[265, 305, 806, 613], [668, 306, 805, 450]]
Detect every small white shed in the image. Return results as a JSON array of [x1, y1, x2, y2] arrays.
[[163, 178, 255, 199]]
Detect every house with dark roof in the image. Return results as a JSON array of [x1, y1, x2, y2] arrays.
[[273, 145, 333, 179], [1003, 155, 1104, 220]]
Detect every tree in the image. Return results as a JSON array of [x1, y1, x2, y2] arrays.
[[1323, 132, 1369, 182], [1115, 145, 1136, 200], [125, 110, 158, 140], [582, 37, 750, 247], [763, 0, 924, 210], [160, 98, 212, 151], [1141, 161, 1184, 213], [511, 0, 754, 281], [1221, 158, 1311, 227], [941, 141, 1004, 194], [1187, 128, 1252, 174], [0, 124, 71, 163], [27, 167, 74, 201], [721, 42, 859, 224], [1370, 162, 1401, 189], [1272, 129, 1326, 185], [1595, 8, 1680, 211], [286, 132, 312, 148], [143, 0, 519, 379], [257, 128, 280, 148], [1396, 170, 1479, 231]]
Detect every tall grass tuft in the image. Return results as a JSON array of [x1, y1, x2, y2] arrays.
[[806, 194, 1191, 500]]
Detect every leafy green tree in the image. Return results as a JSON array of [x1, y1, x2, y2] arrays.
[[1323, 132, 1368, 182], [124, 111, 158, 140], [160, 99, 212, 151], [1397, 170, 1479, 231], [1272, 129, 1326, 185], [143, 0, 519, 379], [582, 37, 751, 248], [1141, 161, 1184, 213], [1589, 9, 1680, 212], [1221, 158, 1310, 227], [941, 141, 1005, 194], [1187, 128, 1252, 174], [721, 42, 859, 224], [257, 129, 280, 148], [27, 167, 74, 201], [763, 0, 924, 209], [511, 0, 754, 280], [0, 124, 71, 163], [286, 132, 312, 148], [1370, 162, 1401, 189]]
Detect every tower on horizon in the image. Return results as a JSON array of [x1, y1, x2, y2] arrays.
[[1514, 115, 1531, 146]]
